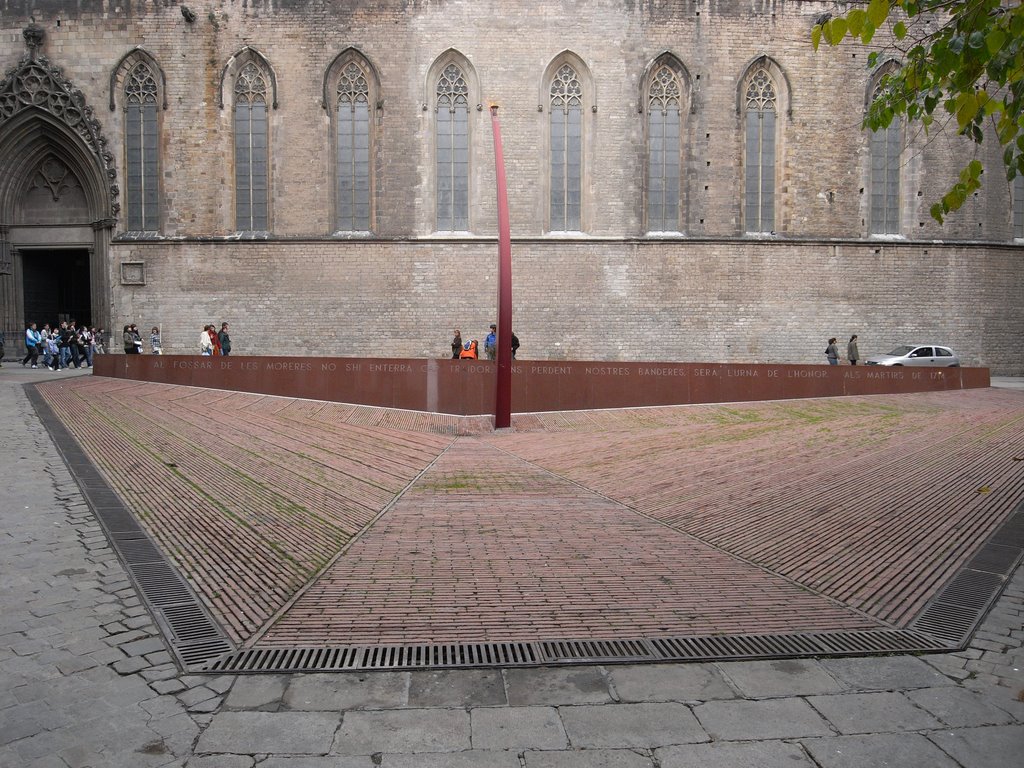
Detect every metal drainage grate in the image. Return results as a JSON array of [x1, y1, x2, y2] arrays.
[[27, 385, 235, 672], [967, 543, 1022, 576], [910, 570, 1008, 647], [156, 603, 225, 644], [177, 638, 236, 667], [110, 535, 165, 564], [199, 628, 953, 674], [909, 506, 1024, 649], [541, 638, 654, 663], [90, 508, 144, 533], [203, 641, 541, 673]]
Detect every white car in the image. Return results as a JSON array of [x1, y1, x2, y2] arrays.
[[864, 345, 961, 367]]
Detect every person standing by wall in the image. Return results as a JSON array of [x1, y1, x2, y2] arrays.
[[199, 325, 214, 356], [847, 334, 860, 365], [484, 324, 497, 361], [826, 337, 840, 366], [150, 327, 162, 355], [218, 323, 231, 356], [210, 322, 222, 355], [450, 329, 462, 359], [459, 339, 478, 359], [123, 325, 136, 354], [130, 324, 144, 354]]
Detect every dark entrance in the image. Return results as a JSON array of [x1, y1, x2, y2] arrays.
[[22, 249, 92, 328]]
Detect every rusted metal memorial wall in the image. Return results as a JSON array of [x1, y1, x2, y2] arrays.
[[93, 356, 991, 416]]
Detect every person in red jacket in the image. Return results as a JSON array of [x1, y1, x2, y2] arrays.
[[459, 339, 478, 359]]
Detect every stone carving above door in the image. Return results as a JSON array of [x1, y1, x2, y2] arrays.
[[0, 25, 120, 217]]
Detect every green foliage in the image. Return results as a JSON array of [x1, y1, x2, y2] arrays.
[[812, 0, 1024, 222]]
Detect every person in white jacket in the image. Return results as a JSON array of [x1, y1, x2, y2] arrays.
[[200, 325, 214, 355]]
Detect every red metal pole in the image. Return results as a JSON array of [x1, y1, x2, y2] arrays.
[[490, 104, 513, 429]]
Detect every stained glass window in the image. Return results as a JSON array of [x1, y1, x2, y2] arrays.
[[869, 83, 901, 235], [337, 62, 371, 232], [647, 65, 682, 232], [744, 68, 776, 234], [234, 62, 269, 231], [550, 64, 582, 231], [436, 64, 469, 231], [124, 62, 159, 231]]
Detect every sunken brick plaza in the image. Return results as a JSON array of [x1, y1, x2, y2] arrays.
[[37, 377, 1024, 654]]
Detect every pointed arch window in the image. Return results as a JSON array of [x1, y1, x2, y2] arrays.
[[124, 62, 159, 231], [550, 64, 583, 231], [869, 82, 901, 235], [436, 63, 469, 231], [234, 62, 269, 231], [336, 62, 371, 232], [647, 64, 683, 232], [744, 68, 776, 233]]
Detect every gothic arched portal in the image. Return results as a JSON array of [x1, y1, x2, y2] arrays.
[[0, 24, 117, 348]]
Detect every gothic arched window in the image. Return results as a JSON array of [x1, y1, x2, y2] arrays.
[[550, 64, 583, 231], [1014, 175, 1024, 239], [123, 62, 159, 231], [234, 62, 269, 231], [744, 68, 777, 233], [435, 63, 469, 231], [336, 61, 371, 232], [647, 63, 683, 232], [869, 79, 902, 235]]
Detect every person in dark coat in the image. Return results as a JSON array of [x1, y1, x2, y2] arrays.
[[451, 329, 462, 359], [847, 334, 860, 365], [826, 337, 840, 365], [218, 322, 232, 356]]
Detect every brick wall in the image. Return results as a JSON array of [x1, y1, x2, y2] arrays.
[[110, 238, 1023, 374]]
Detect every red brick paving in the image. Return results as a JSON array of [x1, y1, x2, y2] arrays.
[[37, 378, 1024, 646], [40, 378, 451, 640], [264, 438, 879, 644], [492, 393, 1024, 625]]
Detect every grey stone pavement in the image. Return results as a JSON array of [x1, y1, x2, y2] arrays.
[[1, 363, 1022, 767]]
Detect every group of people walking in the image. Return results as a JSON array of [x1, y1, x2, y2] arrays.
[[20, 321, 102, 370], [200, 323, 232, 356], [121, 323, 232, 355], [451, 325, 520, 361], [826, 334, 860, 365]]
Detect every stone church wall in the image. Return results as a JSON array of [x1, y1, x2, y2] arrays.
[[1, 1, 1021, 372], [112, 238, 1020, 372]]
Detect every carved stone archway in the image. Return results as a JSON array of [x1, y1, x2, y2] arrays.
[[0, 24, 117, 348]]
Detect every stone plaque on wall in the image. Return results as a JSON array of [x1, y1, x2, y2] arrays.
[[120, 261, 145, 285]]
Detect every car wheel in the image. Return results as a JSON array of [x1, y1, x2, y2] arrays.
[[893, 363, 903, 366], [950, 364, 960, 368]]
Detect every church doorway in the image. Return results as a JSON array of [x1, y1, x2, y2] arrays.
[[21, 248, 92, 328], [0, 26, 119, 356]]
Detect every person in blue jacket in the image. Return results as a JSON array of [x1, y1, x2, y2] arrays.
[[484, 324, 497, 361], [22, 323, 41, 368]]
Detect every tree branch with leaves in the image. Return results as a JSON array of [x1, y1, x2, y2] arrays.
[[813, 0, 1024, 222]]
